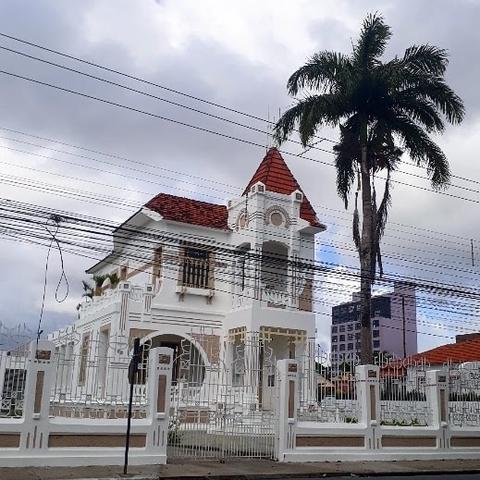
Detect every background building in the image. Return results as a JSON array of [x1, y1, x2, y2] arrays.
[[330, 283, 417, 370]]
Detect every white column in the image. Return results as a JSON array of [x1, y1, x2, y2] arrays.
[[355, 364, 379, 450], [143, 284, 154, 318], [0, 351, 7, 398], [426, 369, 448, 449], [117, 281, 131, 334], [300, 337, 317, 407], [145, 346, 174, 464], [243, 331, 260, 407], [21, 340, 55, 451], [276, 358, 298, 462]]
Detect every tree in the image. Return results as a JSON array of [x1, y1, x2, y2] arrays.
[[81, 274, 109, 299], [274, 13, 464, 364]]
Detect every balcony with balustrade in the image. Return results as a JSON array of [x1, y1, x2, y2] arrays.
[[232, 240, 310, 309]]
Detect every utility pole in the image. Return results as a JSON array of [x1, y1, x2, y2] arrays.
[[124, 337, 140, 475], [471, 239, 475, 267], [402, 295, 406, 358]]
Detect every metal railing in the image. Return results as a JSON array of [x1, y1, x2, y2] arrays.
[[297, 346, 360, 424], [379, 357, 431, 426], [49, 333, 150, 419], [0, 344, 29, 418], [448, 361, 480, 427]]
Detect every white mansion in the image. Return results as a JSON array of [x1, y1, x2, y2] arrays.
[[48, 147, 325, 408]]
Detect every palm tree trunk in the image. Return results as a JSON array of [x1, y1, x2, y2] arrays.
[[359, 119, 373, 365]]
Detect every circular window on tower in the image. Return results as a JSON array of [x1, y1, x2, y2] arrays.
[[265, 206, 290, 227], [270, 211, 284, 226]]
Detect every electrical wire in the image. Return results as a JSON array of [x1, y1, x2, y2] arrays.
[[0, 68, 479, 207]]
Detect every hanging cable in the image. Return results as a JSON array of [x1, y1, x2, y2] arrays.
[[35, 214, 69, 344]]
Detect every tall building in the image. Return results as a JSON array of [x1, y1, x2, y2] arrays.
[[330, 283, 417, 369]]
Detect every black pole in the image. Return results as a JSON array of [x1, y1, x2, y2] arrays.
[[124, 337, 140, 475], [402, 296, 406, 358], [471, 239, 475, 267]]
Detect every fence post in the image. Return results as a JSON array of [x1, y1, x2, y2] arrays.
[[0, 351, 6, 398], [276, 358, 298, 462], [355, 364, 379, 450], [426, 369, 448, 448], [21, 340, 55, 451], [146, 346, 173, 464]]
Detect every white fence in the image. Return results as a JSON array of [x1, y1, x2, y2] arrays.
[[2, 338, 480, 466], [0, 340, 172, 468], [277, 360, 480, 462]]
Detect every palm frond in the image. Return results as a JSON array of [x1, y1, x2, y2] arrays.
[[334, 125, 358, 208], [394, 95, 445, 133], [274, 94, 345, 146], [108, 272, 120, 288], [387, 114, 451, 187], [376, 246, 384, 277], [376, 170, 392, 241], [401, 44, 449, 75], [81, 280, 93, 299], [399, 75, 465, 125], [93, 274, 107, 288], [353, 13, 391, 68], [371, 181, 378, 280], [287, 51, 352, 96]]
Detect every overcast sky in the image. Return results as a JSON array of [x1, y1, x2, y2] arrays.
[[0, 0, 479, 352]]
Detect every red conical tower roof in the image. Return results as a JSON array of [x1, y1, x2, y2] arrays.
[[243, 147, 323, 228]]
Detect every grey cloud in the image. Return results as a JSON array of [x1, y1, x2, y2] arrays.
[[0, 0, 477, 352]]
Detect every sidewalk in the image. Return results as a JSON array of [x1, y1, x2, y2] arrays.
[[1, 459, 480, 480]]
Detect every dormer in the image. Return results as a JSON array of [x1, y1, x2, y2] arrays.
[[249, 181, 266, 195]]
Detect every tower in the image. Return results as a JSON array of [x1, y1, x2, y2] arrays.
[[224, 147, 326, 407]]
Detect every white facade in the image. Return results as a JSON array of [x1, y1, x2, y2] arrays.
[[47, 148, 326, 408]]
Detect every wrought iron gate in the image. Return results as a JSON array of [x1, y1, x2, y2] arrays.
[[168, 333, 279, 461]]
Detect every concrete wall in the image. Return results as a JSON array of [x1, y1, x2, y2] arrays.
[[277, 362, 480, 462], [0, 341, 173, 468]]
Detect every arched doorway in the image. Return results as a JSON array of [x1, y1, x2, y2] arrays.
[[149, 334, 206, 385]]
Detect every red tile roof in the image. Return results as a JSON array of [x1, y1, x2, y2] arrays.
[[145, 193, 229, 230], [243, 147, 322, 228], [144, 148, 323, 231], [408, 338, 480, 365]]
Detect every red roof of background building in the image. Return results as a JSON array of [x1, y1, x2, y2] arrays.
[[407, 338, 480, 365], [145, 193, 229, 230], [243, 147, 322, 228]]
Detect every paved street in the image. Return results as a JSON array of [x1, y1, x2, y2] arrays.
[[1, 460, 480, 480]]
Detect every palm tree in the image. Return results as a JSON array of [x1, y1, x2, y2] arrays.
[[81, 274, 108, 299], [274, 13, 464, 364]]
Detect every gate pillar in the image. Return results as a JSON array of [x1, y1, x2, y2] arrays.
[[146, 346, 173, 464], [276, 358, 298, 462]]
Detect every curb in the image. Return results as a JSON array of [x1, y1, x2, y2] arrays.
[[144, 469, 480, 480]]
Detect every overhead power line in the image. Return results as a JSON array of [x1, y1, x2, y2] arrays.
[[1, 68, 479, 209], [0, 43, 479, 198], [1, 171, 479, 286], [0, 124, 476, 250], [1, 31, 478, 189], [1, 196, 480, 305], [0, 225, 465, 341]]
